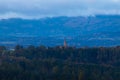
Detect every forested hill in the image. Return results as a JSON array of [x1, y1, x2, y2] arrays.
[[0, 15, 120, 47], [0, 15, 120, 37], [0, 45, 120, 80]]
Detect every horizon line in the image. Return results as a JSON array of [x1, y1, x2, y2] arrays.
[[1, 14, 120, 20]]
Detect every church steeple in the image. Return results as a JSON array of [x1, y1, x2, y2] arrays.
[[64, 38, 67, 48]]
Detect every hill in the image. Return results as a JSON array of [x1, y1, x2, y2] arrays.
[[0, 15, 120, 47]]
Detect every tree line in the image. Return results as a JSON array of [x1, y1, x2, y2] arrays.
[[0, 45, 120, 80]]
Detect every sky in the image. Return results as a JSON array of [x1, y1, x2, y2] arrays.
[[0, 0, 120, 19]]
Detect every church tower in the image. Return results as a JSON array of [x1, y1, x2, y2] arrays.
[[64, 38, 67, 48]]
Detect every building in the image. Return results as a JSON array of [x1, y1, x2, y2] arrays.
[[64, 38, 67, 48]]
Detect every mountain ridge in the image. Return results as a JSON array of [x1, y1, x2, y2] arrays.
[[0, 15, 120, 47]]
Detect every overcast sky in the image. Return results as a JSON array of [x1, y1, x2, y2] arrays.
[[0, 0, 120, 19]]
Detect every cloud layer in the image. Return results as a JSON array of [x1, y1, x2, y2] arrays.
[[0, 0, 120, 19]]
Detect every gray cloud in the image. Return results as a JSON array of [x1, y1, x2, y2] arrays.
[[0, 0, 120, 19]]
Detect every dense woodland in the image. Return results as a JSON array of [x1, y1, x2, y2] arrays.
[[0, 45, 120, 80]]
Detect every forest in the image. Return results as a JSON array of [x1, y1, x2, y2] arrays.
[[0, 45, 120, 80]]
